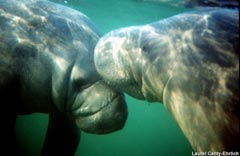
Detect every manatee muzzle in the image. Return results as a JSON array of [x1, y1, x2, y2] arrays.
[[75, 93, 127, 134], [72, 81, 128, 134]]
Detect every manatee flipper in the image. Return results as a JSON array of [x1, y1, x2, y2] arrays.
[[41, 112, 80, 156]]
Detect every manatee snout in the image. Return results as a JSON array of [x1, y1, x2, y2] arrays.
[[71, 81, 128, 134], [94, 28, 146, 100], [76, 93, 127, 134]]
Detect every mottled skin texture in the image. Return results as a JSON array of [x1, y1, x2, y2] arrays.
[[0, 0, 127, 155], [94, 9, 239, 152]]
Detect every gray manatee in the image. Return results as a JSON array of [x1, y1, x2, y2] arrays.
[[183, 0, 239, 8], [0, 0, 127, 155], [134, 0, 239, 8], [94, 9, 239, 152]]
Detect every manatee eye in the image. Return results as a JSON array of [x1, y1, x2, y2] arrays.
[[142, 45, 149, 54]]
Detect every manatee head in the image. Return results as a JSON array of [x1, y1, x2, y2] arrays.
[[94, 8, 239, 104], [94, 26, 162, 102], [68, 55, 128, 134], [52, 41, 128, 135]]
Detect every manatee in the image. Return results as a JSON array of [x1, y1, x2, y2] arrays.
[[183, 0, 239, 8], [133, 0, 239, 8], [94, 9, 239, 152], [0, 0, 127, 155]]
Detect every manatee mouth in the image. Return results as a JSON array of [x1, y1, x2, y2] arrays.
[[75, 94, 128, 134], [72, 93, 119, 117], [70, 81, 128, 134]]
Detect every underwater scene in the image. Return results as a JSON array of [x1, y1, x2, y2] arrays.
[[15, 0, 193, 156], [9, 0, 238, 156]]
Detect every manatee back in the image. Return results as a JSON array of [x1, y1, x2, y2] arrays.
[[0, 0, 101, 63], [183, 0, 239, 8], [0, 0, 101, 113], [153, 9, 239, 151]]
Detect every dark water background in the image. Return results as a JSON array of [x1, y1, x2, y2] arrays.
[[15, 0, 195, 155]]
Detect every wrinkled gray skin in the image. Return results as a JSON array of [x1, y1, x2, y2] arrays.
[[95, 9, 239, 152], [0, 0, 127, 155]]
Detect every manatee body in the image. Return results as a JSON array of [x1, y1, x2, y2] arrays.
[[134, 0, 239, 8], [94, 9, 239, 152], [0, 0, 127, 155], [183, 0, 239, 8]]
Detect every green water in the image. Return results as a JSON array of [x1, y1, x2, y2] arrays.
[[15, 0, 194, 155]]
